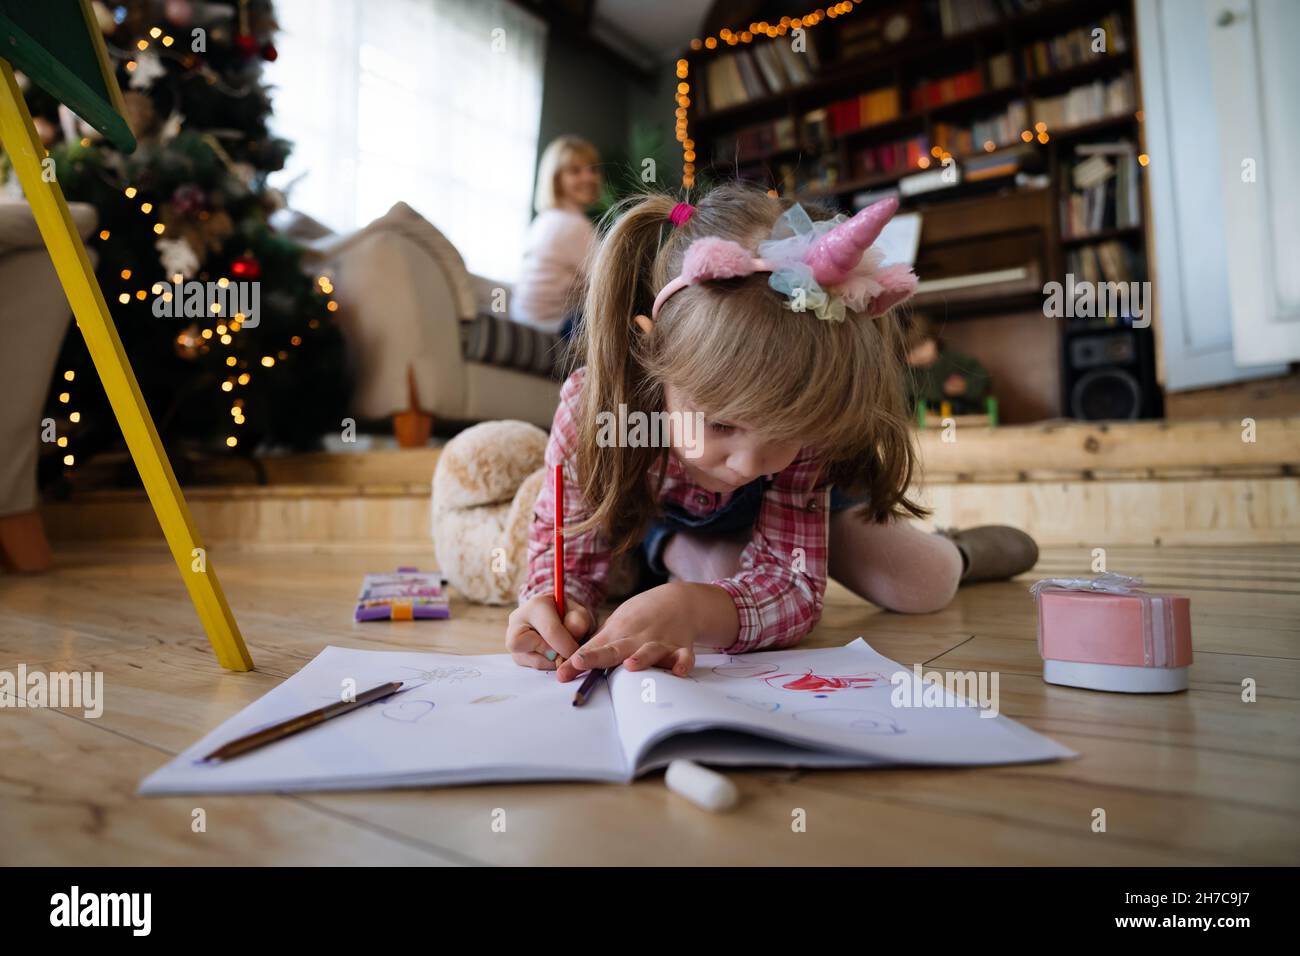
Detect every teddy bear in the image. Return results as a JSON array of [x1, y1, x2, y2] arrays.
[[431, 419, 637, 606]]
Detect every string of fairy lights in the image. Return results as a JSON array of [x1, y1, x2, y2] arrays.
[[675, 1, 862, 189], [59, 19, 336, 471]]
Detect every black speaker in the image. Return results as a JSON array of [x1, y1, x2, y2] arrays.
[[1061, 320, 1163, 420]]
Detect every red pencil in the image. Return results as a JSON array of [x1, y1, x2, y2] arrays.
[[554, 462, 565, 620]]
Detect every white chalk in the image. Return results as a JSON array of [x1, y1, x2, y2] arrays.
[[665, 759, 739, 813]]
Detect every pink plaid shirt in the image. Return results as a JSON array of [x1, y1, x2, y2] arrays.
[[520, 368, 830, 653]]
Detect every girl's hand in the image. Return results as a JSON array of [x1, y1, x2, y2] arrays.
[[554, 582, 738, 682], [506, 595, 594, 670]]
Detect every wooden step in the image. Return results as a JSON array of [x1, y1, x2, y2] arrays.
[[40, 417, 1300, 548]]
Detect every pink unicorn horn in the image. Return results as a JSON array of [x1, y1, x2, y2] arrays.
[[805, 196, 900, 286]]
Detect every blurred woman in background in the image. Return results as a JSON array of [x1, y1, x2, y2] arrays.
[[512, 136, 601, 336]]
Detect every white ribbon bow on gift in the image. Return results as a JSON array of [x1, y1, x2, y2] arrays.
[[1028, 571, 1144, 597]]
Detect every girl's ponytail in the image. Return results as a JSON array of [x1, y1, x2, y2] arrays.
[[572, 192, 679, 553]]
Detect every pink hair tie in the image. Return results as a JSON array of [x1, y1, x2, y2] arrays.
[[668, 202, 695, 228]]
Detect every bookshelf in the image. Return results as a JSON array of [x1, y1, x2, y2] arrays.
[[688, 0, 1155, 422]]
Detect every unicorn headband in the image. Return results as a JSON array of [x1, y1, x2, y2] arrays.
[[648, 197, 918, 325]]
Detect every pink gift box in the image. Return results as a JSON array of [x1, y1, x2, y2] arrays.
[[1033, 576, 1193, 693]]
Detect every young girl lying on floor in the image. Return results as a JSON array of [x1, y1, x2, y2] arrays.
[[506, 182, 1036, 680]]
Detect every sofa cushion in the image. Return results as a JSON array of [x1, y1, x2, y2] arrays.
[[460, 312, 571, 379]]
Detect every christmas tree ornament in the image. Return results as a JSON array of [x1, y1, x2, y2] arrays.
[[164, 0, 195, 27], [170, 183, 207, 216], [128, 51, 167, 91], [156, 236, 200, 277], [261, 43, 277, 62], [230, 254, 261, 280], [159, 110, 184, 142]]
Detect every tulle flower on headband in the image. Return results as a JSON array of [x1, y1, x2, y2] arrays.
[[759, 199, 918, 322], [648, 196, 918, 322]]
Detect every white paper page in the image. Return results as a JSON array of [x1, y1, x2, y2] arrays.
[[140, 646, 627, 794], [610, 639, 1075, 774], [874, 211, 922, 266]]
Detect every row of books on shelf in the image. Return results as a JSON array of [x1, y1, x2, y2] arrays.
[[780, 56, 1126, 147], [714, 117, 798, 163], [715, 68, 1135, 171], [825, 87, 903, 134], [702, 38, 822, 112], [934, 0, 1062, 36], [1062, 140, 1142, 237], [932, 99, 1031, 155], [1023, 12, 1129, 78], [794, 137, 1039, 198], [909, 68, 986, 111], [851, 135, 932, 180], [1032, 71, 1135, 130], [1066, 239, 1142, 285]]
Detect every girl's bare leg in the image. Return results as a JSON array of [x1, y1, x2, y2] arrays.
[[828, 509, 962, 613]]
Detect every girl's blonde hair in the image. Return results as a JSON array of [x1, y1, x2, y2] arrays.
[[572, 181, 926, 556], [533, 135, 600, 213]]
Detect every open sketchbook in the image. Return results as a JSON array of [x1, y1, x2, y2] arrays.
[[140, 639, 1075, 794]]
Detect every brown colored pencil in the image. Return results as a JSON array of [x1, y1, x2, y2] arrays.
[[202, 680, 406, 762]]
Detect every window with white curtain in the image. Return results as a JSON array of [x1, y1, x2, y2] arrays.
[[266, 0, 547, 282]]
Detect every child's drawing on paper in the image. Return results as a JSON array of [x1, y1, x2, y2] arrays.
[[713, 657, 885, 694], [711, 659, 779, 679], [399, 665, 481, 683], [382, 699, 436, 722], [759, 670, 887, 693]]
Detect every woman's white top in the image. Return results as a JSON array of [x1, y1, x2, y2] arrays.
[[511, 207, 596, 333]]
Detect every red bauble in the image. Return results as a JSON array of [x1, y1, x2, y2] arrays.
[[231, 255, 261, 280], [261, 43, 278, 62], [235, 33, 259, 58]]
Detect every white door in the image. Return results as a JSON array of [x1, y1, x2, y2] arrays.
[[1136, 0, 1288, 389], [1204, 0, 1300, 366]]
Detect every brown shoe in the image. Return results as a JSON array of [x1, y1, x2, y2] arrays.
[[936, 525, 1039, 583]]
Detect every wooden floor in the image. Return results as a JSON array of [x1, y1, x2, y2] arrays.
[[1, 542, 1296, 865]]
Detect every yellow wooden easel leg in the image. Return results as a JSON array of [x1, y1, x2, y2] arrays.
[[0, 60, 253, 671]]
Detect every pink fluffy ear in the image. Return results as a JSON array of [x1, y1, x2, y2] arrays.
[[682, 237, 759, 282], [865, 263, 918, 316]]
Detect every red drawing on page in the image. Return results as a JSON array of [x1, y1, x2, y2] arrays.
[[760, 670, 886, 692]]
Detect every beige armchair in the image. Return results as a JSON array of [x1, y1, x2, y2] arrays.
[[295, 202, 561, 445], [0, 198, 97, 571]]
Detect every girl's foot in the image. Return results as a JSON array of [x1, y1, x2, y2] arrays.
[[936, 525, 1039, 583]]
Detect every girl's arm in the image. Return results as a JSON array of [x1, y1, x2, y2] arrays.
[[710, 457, 830, 654], [518, 369, 610, 613]]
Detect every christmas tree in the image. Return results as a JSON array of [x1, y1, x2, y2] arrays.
[[4, 0, 349, 487]]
